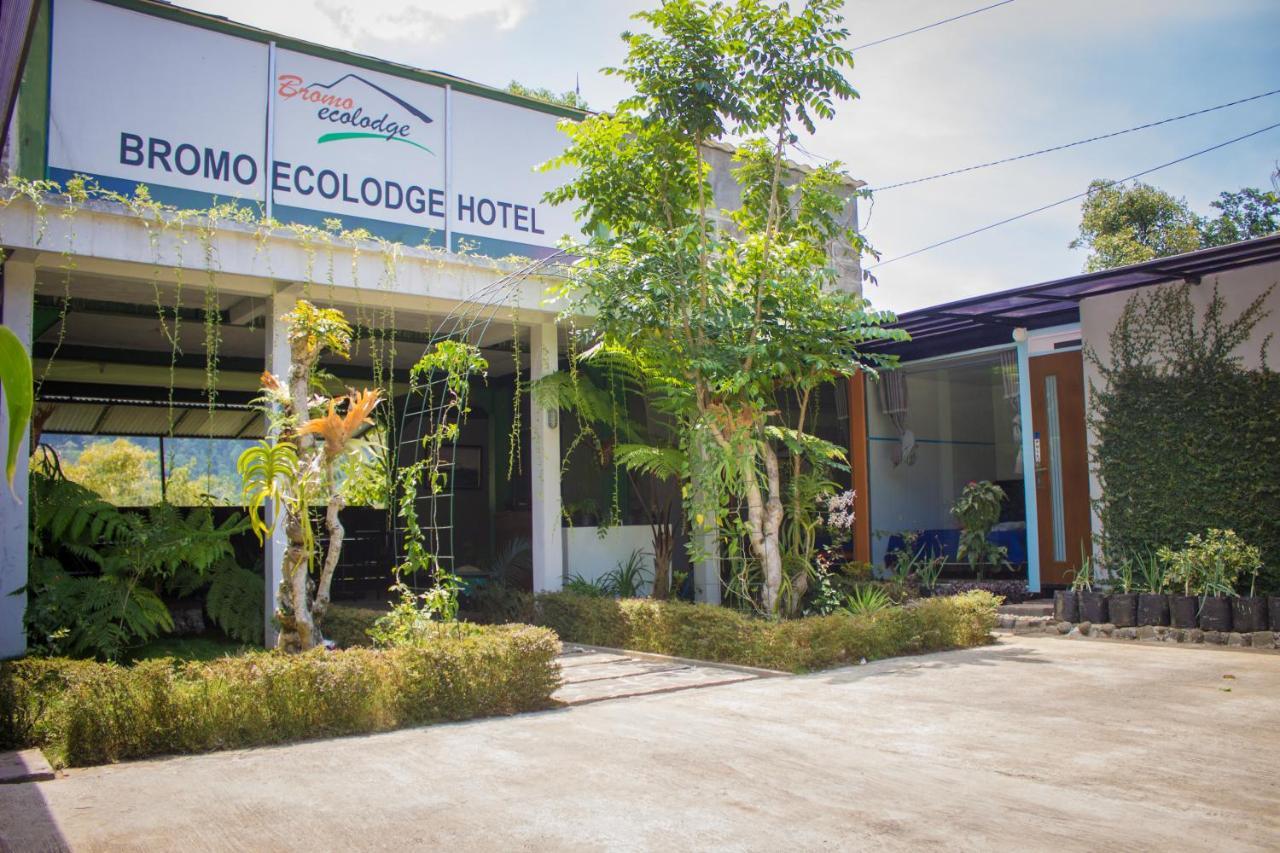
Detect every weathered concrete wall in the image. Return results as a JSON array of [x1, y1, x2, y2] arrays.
[[703, 141, 864, 295]]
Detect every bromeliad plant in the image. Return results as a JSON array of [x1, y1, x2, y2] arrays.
[[238, 300, 383, 651]]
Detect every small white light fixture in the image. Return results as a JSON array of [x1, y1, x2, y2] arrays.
[[1012, 327, 1028, 343]]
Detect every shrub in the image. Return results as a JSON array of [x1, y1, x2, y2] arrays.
[[318, 604, 389, 648], [534, 590, 998, 673], [1157, 528, 1263, 596], [0, 624, 560, 767]]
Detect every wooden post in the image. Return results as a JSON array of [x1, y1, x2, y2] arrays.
[[847, 373, 872, 565]]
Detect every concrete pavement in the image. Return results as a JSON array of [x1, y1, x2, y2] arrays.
[[2, 635, 1277, 852]]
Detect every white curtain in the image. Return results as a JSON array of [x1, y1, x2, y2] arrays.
[[878, 372, 915, 466], [999, 350, 1023, 475]]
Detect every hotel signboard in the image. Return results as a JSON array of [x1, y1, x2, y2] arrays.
[[45, 0, 576, 257]]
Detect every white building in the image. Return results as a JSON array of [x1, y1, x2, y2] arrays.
[[0, 0, 866, 657]]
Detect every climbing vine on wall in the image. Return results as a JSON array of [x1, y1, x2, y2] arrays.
[[1090, 282, 1280, 593]]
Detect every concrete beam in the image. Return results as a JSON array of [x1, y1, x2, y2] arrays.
[[0, 260, 34, 659], [1, 199, 562, 320]]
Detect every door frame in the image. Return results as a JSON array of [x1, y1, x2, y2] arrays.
[[1017, 324, 1088, 593]]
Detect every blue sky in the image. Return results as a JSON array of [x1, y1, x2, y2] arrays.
[[183, 0, 1280, 314]]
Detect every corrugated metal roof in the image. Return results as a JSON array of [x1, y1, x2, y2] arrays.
[[866, 234, 1280, 361], [39, 396, 265, 440]]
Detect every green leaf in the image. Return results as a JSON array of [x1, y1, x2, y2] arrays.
[[0, 326, 33, 496]]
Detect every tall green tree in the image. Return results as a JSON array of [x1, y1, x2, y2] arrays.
[[1071, 179, 1280, 272], [1070, 180, 1202, 272], [1201, 187, 1280, 247], [545, 0, 903, 615]]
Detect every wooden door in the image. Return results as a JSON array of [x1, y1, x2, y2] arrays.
[[1029, 351, 1091, 587]]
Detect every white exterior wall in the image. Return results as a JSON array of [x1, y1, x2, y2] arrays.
[[1079, 260, 1280, 545], [0, 259, 34, 659], [563, 525, 655, 594]]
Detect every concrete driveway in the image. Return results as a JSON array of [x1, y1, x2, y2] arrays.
[[3, 635, 1277, 852]]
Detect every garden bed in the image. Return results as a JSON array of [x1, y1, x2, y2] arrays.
[[332, 593, 1000, 673], [535, 590, 999, 673], [0, 623, 560, 768]]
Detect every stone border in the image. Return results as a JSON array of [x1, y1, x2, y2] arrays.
[[996, 614, 1279, 650]]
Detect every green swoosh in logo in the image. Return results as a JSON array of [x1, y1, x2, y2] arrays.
[[317, 132, 435, 155]]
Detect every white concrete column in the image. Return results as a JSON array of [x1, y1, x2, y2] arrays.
[[0, 260, 35, 659], [262, 288, 294, 646], [692, 444, 721, 605], [693, 529, 721, 605], [528, 320, 563, 592]]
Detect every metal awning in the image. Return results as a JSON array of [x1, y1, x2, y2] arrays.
[[866, 234, 1280, 361], [38, 394, 265, 440]]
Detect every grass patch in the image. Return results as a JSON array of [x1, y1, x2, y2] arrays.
[[1, 623, 561, 767], [126, 635, 258, 663]]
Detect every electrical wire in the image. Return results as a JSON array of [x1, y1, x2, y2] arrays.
[[850, 1, 1016, 52], [869, 88, 1280, 192], [867, 119, 1280, 270]]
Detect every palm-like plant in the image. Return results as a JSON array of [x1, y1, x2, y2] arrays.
[[533, 343, 687, 599]]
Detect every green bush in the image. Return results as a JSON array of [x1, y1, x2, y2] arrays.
[[535, 590, 998, 673], [318, 604, 390, 648], [0, 624, 560, 767]]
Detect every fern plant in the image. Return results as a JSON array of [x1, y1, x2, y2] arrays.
[[205, 560, 265, 644], [26, 468, 251, 659]]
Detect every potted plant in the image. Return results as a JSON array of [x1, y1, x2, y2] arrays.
[[1229, 541, 1268, 632], [1053, 577, 1079, 623], [1134, 550, 1170, 627], [1159, 539, 1200, 629], [1072, 554, 1108, 623], [1161, 530, 1254, 632], [952, 481, 1009, 581], [1105, 556, 1137, 628]]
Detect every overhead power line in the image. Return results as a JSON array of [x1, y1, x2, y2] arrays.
[[869, 88, 1280, 192], [867, 119, 1280, 271], [851, 1, 1016, 52]]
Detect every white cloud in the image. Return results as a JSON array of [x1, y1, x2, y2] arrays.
[[181, 0, 534, 48]]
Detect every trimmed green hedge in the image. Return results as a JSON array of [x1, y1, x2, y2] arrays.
[[1, 624, 560, 767], [536, 590, 999, 673]]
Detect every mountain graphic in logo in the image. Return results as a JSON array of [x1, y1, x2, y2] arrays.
[[280, 72, 436, 155]]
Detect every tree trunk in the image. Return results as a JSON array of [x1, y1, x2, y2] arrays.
[[650, 513, 674, 600], [279, 512, 318, 652], [744, 441, 786, 615], [276, 337, 320, 651], [312, 490, 345, 622]]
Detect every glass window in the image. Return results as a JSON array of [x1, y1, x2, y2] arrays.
[[867, 351, 1026, 568]]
